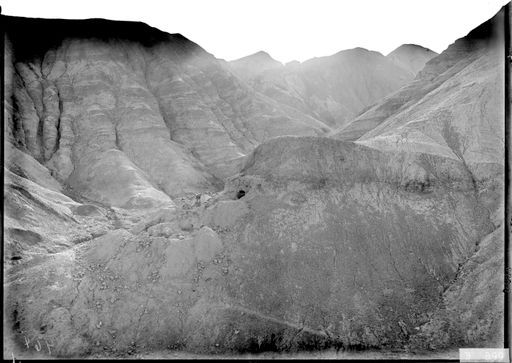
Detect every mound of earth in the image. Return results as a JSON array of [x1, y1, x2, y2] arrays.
[[2, 4, 506, 360], [4, 135, 501, 357]]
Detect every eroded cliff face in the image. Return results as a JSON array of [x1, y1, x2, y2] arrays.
[[213, 137, 497, 348], [4, 17, 331, 210], [332, 9, 505, 173], [4, 136, 500, 357], [2, 5, 506, 359], [330, 8, 506, 243], [411, 226, 505, 350]]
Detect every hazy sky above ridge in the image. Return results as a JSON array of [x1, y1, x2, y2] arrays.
[[2, 0, 509, 63]]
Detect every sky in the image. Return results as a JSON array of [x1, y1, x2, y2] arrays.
[[2, 0, 509, 63]]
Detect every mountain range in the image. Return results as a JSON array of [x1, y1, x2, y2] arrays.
[[229, 45, 437, 128], [3, 4, 507, 358]]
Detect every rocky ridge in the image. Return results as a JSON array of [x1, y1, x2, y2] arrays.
[[4, 16, 331, 210], [3, 4, 507, 359], [332, 9, 505, 170], [229, 47, 423, 128], [4, 134, 502, 357], [386, 44, 438, 76]]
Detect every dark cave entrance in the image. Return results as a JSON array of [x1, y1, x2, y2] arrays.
[[236, 190, 246, 199]]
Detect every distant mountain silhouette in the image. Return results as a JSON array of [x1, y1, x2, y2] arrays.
[[230, 46, 421, 127], [387, 44, 438, 75]]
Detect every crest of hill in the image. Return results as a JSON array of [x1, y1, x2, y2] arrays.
[[4, 14, 331, 210], [229, 46, 416, 128], [230, 51, 284, 79], [386, 43, 438, 75], [332, 4, 506, 172]]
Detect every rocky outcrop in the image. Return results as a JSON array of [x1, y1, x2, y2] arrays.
[[230, 47, 415, 128], [332, 9, 505, 170], [4, 16, 331, 209], [3, 167, 113, 262], [331, 8, 505, 234], [4, 135, 499, 356], [386, 44, 438, 76], [410, 226, 504, 350], [327, 7, 506, 353], [2, 4, 506, 359]]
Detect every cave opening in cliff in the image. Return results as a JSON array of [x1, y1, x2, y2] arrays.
[[237, 190, 246, 199]]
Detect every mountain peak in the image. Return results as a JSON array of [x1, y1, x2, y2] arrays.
[[253, 50, 272, 58], [388, 43, 437, 56], [229, 50, 283, 78], [386, 43, 438, 75], [231, 50, 282, 65], [331, 47, 386, 59], [339, 47, 370, 54]]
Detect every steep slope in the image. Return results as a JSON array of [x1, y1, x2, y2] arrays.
[[3, 5, 506, 359], [230, 48, 415, 128], [4, 136, 499, 357], [4, 16, 331, 210], [387, 44, 438, 75], [411, 226, 504, 350], [332, 9, 505, 174], [329, 8, 507, 351]]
